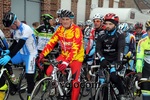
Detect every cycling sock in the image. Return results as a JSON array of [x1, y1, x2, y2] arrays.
[[26, 74, 35, 94]]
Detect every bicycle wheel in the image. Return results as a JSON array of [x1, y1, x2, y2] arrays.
[[79, 65, 91, 98], [2, 74, 10, 100], [80, 76, 91, 97], [31, 77, 58, 100], [95, 83, 116, 100], [124, 70, 137, 99], [18, 69, 27, 100]]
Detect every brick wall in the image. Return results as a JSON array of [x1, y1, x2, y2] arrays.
[[109, 0, 114, 8], [98, 0, 104, 7], [71, 0, 78, 23], [0, 0, 11, 37], [85, 0, 91, 21], [41, 0, 59, 19]]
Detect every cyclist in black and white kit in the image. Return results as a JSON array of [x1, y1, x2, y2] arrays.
[[34, 14, 55, 52], [1, 12, 37, 100], [96, 13, 126, 99]]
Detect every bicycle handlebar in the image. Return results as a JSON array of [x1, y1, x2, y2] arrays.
[[89, 64, 115, 76], [0, 67, 7, 78], [135, 78, 150, 90]]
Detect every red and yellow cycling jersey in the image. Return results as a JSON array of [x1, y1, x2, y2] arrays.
[[41, 24, 84, 63]]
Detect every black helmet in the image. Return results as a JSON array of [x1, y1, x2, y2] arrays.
[[41, 14, 54, 25], [3, 12, 17, 27], [60, 10, 74, 19]]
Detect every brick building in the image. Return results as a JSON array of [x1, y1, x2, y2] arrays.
[[0, 0, 147, 37]]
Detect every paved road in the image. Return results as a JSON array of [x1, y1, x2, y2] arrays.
[[8, 68, 142, 100]]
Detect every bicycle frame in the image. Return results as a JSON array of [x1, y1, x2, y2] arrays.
[[50, 60, 72, 97]]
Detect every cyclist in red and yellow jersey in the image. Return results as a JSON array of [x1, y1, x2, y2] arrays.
[[37, 9, 84, 100]]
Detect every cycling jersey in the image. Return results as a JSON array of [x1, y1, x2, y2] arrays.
[[96, 29, 125, 62], [35, 24, 54, 50], [133, 30, 146, 45], [124, 32, 136, 56], [11, 23, 37, 55], [0, 30, 8, 51], [142, 32, 148, 39], [136, 36, 150, 73], [41, 24, 84, 63]]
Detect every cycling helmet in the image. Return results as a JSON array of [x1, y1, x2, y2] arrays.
[[128, 24, 134, 32], [60, 10, 74, 19], [145, 20, 150, 28], [85, 20, 93, 26], [134, 22, 143, 29], [104, 13, 119, 25], [41, 14, 53, 21], [92, 13, 104, 21], [77, 21, 84, 26], [118, 23, 129, 32], [56, 9, 63, 16], [3, 12, 17, 27]]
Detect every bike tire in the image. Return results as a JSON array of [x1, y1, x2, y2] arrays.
[[30, 77, 57, 100], [124, 70, 137, 99], [95, 83, 116, 100], [79, 73, 90, 97], [2, 73, 10, 100], [18, 70, 27, 100]]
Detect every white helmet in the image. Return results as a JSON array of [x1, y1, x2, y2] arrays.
[[118, 23, 129, 32], [85, 20, 93, 26], [56, 9, 63, 16], [92, 13, 104, 21], [77, 21, 84, 26]]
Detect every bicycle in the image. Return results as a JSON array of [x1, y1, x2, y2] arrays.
[[19, 49, 60, 100], [89, 62, 137, 100], [0, 63, 27, 100], [30, 58, 74, 100]]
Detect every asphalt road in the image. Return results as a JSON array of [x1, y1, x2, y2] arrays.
[[8, 67, 142, 100]]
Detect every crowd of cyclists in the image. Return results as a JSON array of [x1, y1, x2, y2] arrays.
[[0, 8, 149, 100]]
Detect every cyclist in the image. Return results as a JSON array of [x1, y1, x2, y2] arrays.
[[83, 20, 93, 51], [142, 20, 150, 38], [133, 22, 146, 45], [77, 21, 85, 35], [34, 14, 55, 52], [1, 11, 38, 100], [37, 9, 84, 100], [55, 9, 63, 30], [0, 29, 10, 99], [32, 22, 40, 30], [136, 24, 150, 100], [96, 13, 126, 99], [85, 13, 105, 81], [118, 23, 136, 70]]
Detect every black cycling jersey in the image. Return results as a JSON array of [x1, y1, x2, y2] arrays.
[[36, 24, 54, 34], [94, 28, 104, 41], [96, 29, 125, 62]]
